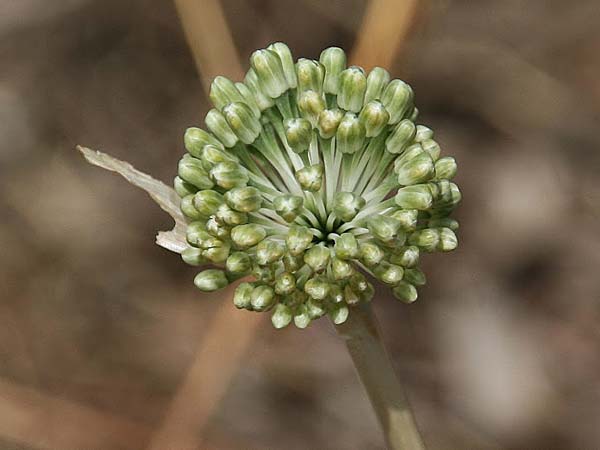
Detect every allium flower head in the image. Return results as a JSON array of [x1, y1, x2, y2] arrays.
[[175, 43, 461, 328]]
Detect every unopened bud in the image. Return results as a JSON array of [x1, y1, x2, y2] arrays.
[[304, 276, 330, 300], [334, 233, 359, 259], [174, 176, 198, 198], [359, 101, 390, 137], [337, 66, 367, 113], [393, 281, 418, 303], [180, 194, 203, 220], [209, 76, 246, 111], [231, 224, 267, 248], [244, 68, 274, 111], [216, 203, 247, 226], [395, 184, 433, 210], [390, 245, 420, 268], [374, 262, 404, 285], [421, 139, 441, 161], [304, 244, 330, 272], [181, 247, 205, 266], [273, 194, 304, 222], [205, 109, 238, 148], [233, 282, 254, 309], [271, 303, 293, 329], [434, 156, 457, 180], [184, 127, 223, 157], [317, 109, 344, 139], [359, 241, 385, 266], [250, 285, 276, 311], [268, 42, 297, 88], [234, 82, 261, 118], [206, 216, 230, 239], [284, 118, 312, 153], [404, 267, 426, 286], [381, 79, 414, 124], [256, 239, 285, 265], [336, 112, 366, 154], [333, 192, 365, 221], [408, 228, 439, 252], [186, 221, 209, 246], [386, 119, 416, 154], [389, 209, 418, 232], [274, 272, 296, 295], [329, 303, 349, 325], [286, 225, 314, 255], [320, 47, 346, 94], [224, 186, 263, 212], [296, 58, 324, 95], [295, 163, 323, 191], [210, 161, 249, 190], [394, 145, 435, 186], [223, 102, 261, 144], [193, 190, 223, 216], [226, 251, 252, 274], [298, 90, 326, 125], [194, 269, 229, 292], [367, 215, 405, 245], [364, 67, 390, 104], [414, 125, 433, 142], [178, 157, 214, 190], [200, 144, 239, 169], [331, 257, 354, 280], [250, 49, 289, 98]]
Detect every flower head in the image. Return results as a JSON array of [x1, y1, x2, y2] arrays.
[[175, 43, 461, 328]]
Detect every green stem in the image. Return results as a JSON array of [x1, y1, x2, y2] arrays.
[[333, 303, 426, 450]]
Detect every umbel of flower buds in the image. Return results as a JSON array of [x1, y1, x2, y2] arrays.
[[174, 43, 461, 329]]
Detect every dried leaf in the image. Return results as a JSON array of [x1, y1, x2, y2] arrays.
[[77, 145, 188, 253]]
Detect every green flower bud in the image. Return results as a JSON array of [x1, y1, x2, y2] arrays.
[[337, 66, 367, 112], [395, 185, 433, 210], [304, 244, 330, 272], [334, 233, 359, 259], [332, 257, 354, 280], [233, 282, 254, 309], [295, 58, 324, 95], [389, 209, 418, 232], [274, 272, 296, 296], [306, 298, 326, 319], [329, 303, 349, 325], [421, 139, 441, 161], [333, 192, 365, 221], [283, 252, 304, 271], [434, 156, 457, 180], [344, 285, 360, 305], [267, 42, 297, 89], [393, 281, 418, 303], [250, 285, 276, 311], [199, 144, 239, 170], [295, 163, 323, 191], [178, 157, 214, 190], [394, 146, 435, 186], [298, 90, 326, 125], [184, 127, 223, 157], [410, 107, 420, 122], [430, 181, 461, 210], [216, 203, 247, 226], [223, 102, 261, 144], [304, 276, 330, 300], [193, 190, 223, 216], [234, 82, 261, 118], [438, 227, 458, 251], [202, 241, 230, 264], [386, 119, 416, 154], [244, 68, 274, 111], [364, 67, 390, 104], [231, 224, 267, 249], [286, 225, 314, 255], [181, 247, 205, 266], [390, 245, 420, 268], [271, 303, 293, 329], [404, 267, 426, 286], [408, 228, 439, 252], [181, 194, 204, 220], [226, 251, 252, 274], [210, 161, 249, 189], [428, 217, 459, 231], [359, 241, 386, 266], [209, 76, 246, 111], [256, 239, 286, 265], [367, 215, 406, 245], [374, 262, 405, 285], [350, 272, 369, 293], [320, 47, 347, 94], [381, 79, 414, 124], [194, 269, 229, 292], [294, 304, 312, 328], [174, 176, 199, 197], [250, 49, 289, 98], [317, 109, 344, 139], [414, 125, 433, 142], [284, 118, 312, 153], [359, 101, 390, 138], [186, 221, 209, 246], [206, 216, 230, 239], [252, 264, 276, 283], [336, 112, 366, 154], [224, 186, 262, 213], [273, 194, 304, 222], [205, 109, 238, 148]]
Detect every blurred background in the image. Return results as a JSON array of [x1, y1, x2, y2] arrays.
[[1, 0, 600, 449]]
